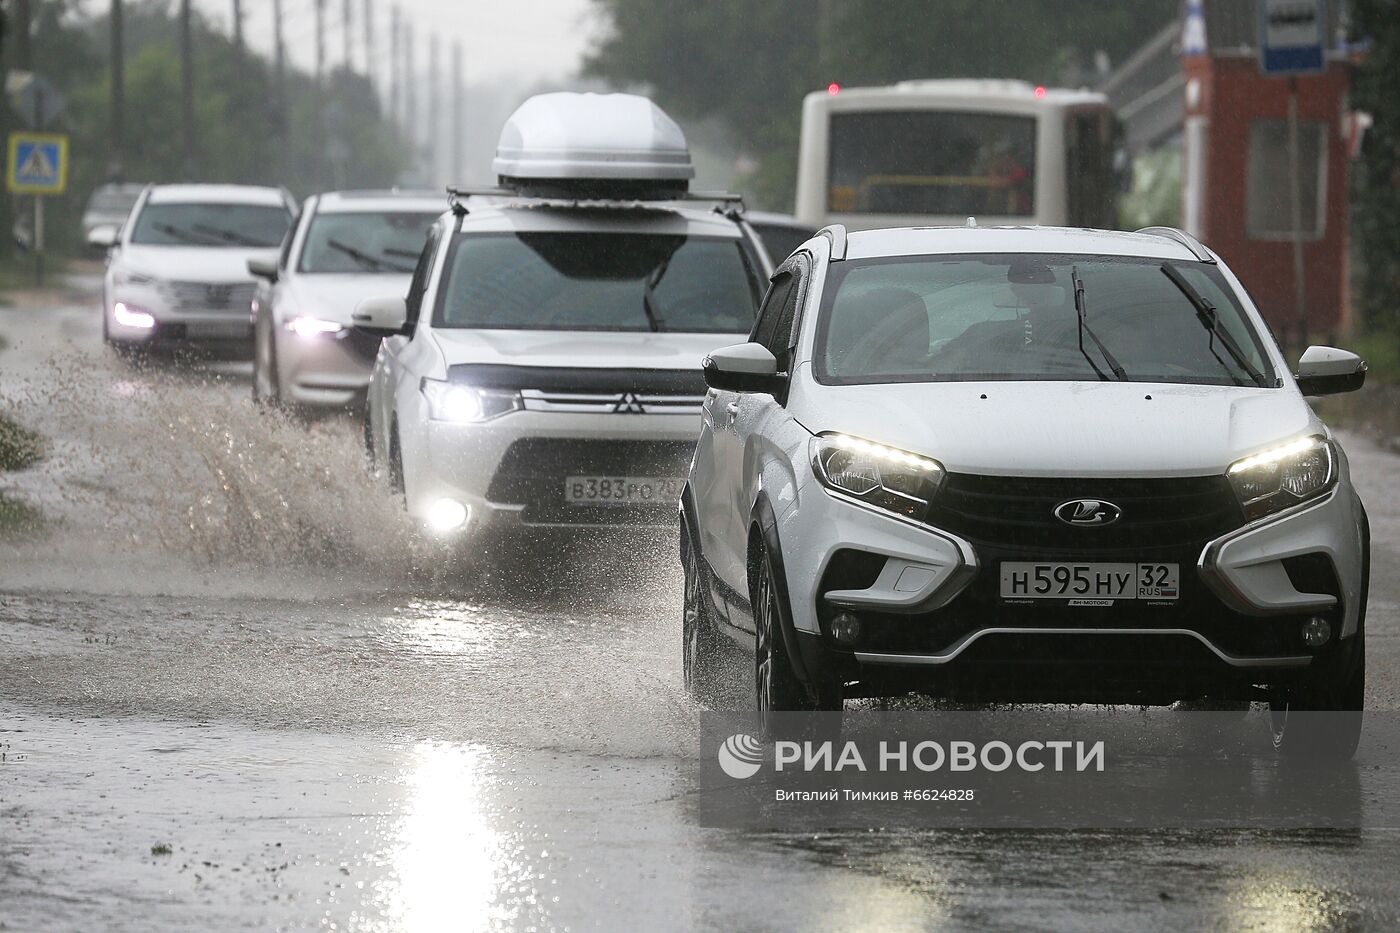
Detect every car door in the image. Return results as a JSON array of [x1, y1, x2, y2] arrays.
[[704, 266, 800, 619]]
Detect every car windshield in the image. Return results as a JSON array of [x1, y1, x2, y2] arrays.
[[130, 202, 291, 247], [815, 253, 1276, 387], [434, 231, 763, 333], [298, 211, 438, 274]]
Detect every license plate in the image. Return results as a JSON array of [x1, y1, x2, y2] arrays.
[[564, 475, 683, 506], [186, 320, 251, 339], [999, 562, 1180, 604]]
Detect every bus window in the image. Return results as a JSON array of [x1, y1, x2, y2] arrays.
[[827, 111, 1037, 217]]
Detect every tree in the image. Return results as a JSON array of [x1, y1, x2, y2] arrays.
[[583, 0, 1175, 208], [1350, 0, 1400, 339]]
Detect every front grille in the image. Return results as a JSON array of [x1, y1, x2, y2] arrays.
[[927, 473, 1244, 552], [485, 438, 695, 523], [160, 280, 257, 312], [520, 389, 705, 415]]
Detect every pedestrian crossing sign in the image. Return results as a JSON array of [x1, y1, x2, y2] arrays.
[[7, 132, 68, 195]]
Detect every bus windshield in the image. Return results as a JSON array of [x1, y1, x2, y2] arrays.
[[828, 111, 1036, 217]]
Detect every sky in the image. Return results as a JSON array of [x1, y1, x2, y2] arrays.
[[194, 0, 600, 85]]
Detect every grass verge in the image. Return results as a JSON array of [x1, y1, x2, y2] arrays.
[[0, 413, 43, 534]]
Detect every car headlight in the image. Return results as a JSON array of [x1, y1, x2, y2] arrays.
[[421, 378, 522, 423], [285, 316, 345, 338], [1227, 434, 1336, 521], [810, 433, 945, 521], [115, 268, 156, 286]]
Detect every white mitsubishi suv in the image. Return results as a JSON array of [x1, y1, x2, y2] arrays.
[[359, 93, 770, 538], [682, 223, 1371, 757]]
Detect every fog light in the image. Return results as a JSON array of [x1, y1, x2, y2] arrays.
[[426, 497, 468, 533], [830, 611, 861, 645], [1302, 616, 1331, 648], [114, 301, 155, 329]]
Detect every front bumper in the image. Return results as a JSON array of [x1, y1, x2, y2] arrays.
[[275, 327, 377, 407], [106, 286, 253, 345], [777, 474, 1364, 700], [402, 410, 703, 532]]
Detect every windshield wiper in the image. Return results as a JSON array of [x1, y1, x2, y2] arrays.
[[326, 238, 392, 272], [192, 223, 264, 247], [154, 223, 221, 245], [1071, 266, 1128, 381], [1159, 264, 1269, 388], [639, 254, 675, 333]]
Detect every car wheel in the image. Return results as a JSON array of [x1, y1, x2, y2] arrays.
[[753, 539, 840, 732], [682, 523, 725, 708], [388, 421, 406, 502], [253, 323, 281, 408]]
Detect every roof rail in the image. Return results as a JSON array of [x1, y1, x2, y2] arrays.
[[1135, 225, 1214, 263], [818, 223, 848, 261], [445, 185, 744, 216]]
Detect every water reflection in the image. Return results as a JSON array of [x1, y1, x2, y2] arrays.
[[388, 742, 507, 932]]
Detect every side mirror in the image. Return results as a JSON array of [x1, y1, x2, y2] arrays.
[[352, 295, 409, 338], [86, 224, 119, 250], [247, 256, 279, 282], [1295, 345, 1367, 396], [702, 342, 784, 394]]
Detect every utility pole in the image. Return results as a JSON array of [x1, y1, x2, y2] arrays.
[[14, 0, 32, 72], [110, 0, 125, 181], [180, 0, 195, 179], [404, 20, 416, 172], [451, 41, 462, 183], [342, 0, 352, 70], [315, 0, 326, 183], [388, 6, 399, 125], [427, 34, 438, 184], [272, 0, 288, 178], [363, 0, 374, 96], [232, 0, 243, 50]]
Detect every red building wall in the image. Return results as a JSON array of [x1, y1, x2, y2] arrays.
[[1184, 56, 1350, 343]]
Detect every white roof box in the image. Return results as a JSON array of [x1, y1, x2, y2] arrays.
[[492, 92, 695, 199]]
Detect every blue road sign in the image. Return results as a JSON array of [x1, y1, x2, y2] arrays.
[[7, 132, 68, 194]]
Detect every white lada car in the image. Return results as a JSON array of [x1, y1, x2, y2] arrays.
[[683, 223, 1370, 757], [357, 93, 771, 538]]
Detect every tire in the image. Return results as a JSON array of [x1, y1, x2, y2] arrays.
[[253, 321, 281, 409], [752, 538, 840, 734], [682, 523, 726, 708]]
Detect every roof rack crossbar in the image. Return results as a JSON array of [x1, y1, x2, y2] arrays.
[[445, 185, 745, 216], [818, 223, 848, 261], [1135, 225, 1214, 263]]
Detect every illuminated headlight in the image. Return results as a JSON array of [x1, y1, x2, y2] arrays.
[[426, 497, 468, 533], [114, 268, 156, 286], [1227, 434, 1336, 521], [113, 301, 156, 329], [810, 433, 945, 521], [421, 378, 522, 423], [286, 316, 345, 338]]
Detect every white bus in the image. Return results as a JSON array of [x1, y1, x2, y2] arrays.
[[795, 79, 1121, 231]]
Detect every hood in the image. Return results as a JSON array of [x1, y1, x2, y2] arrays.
[[283, 274, 411, 324], [791, 378, 1317, 477], [118, 245, 279, 283], [430, 328, 746, 371]]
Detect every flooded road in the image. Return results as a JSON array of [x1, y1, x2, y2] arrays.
[[3, 279, 1400, 931]]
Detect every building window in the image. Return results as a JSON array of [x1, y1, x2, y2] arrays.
[[1246, 119, 1327, 240]]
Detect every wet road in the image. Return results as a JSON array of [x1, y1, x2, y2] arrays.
[[3, 279, 1400, 931]]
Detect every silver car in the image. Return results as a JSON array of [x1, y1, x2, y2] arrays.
[[249, 190, 444, 410]]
